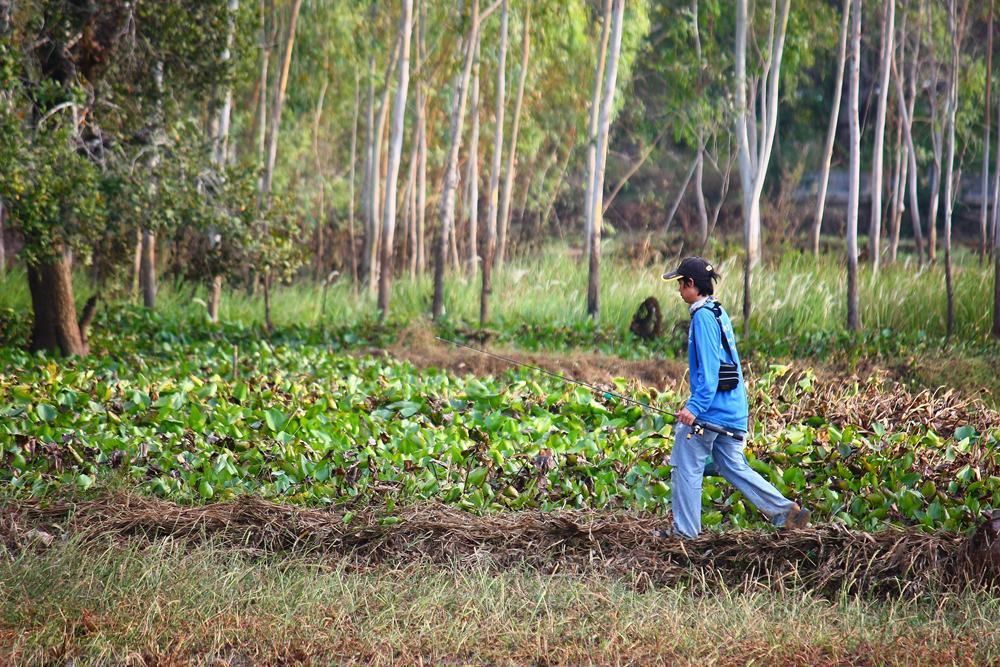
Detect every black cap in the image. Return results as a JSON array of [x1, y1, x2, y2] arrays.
[[661, 256, 717, 282]]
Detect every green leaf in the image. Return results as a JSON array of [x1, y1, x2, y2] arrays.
[[264, 409, 287, 432], [35, 404, 57, 422]]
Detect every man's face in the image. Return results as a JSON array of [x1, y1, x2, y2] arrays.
[[677, 277, 700, 304]]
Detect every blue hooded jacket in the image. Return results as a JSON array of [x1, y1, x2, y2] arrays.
[[685, 299, 749, 432]]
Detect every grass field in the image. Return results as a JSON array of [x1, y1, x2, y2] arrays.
[[2, 244, 1000, 665], [3, 536, 1000, 665]]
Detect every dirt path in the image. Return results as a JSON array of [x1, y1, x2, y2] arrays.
[[379, 325, 687, 391]]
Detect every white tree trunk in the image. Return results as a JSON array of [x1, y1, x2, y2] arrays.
[[360, 54, 376, 285], [432, 0, 502, 320], [416, 0, 428, 274], [981, 0, 994, 263], [812, 0, 851, 256], [585, 0, 625, 320], [262, 0, 303, 202], [869, 0, 894, 273], [367, 39, 402, 291], [208, 0, 240, 323], [348, 72, 360, 285], [846, 0, 861, 331], [378, 0, 413, 320], [892, 24, 925, 263], [736, 0, 791, 332], [466, 39, 481, 276], [497, 4, 531, 269], [480, 0, 509, 326], [943, 0, 962, 336], [583, 0, 613, 263]]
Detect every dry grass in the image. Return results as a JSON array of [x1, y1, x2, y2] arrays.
[[4, 494, 999, 598], [2, 535, 999, 666]]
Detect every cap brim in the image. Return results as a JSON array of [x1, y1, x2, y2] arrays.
[[661, 271, 682, 280]]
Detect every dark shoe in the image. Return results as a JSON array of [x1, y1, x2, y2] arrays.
[[784, 503, 811, 529]]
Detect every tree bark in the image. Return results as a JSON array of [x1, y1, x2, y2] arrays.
[[811, 0, 850, 256], [466, 39, 481, 276], [366, 38, 402, 291], [583, 0, 613, 263], [846, 0, 861, 332], [496, 3, 531, 269], [312, 77, 329, 281], [585, 0, 625, 320], [378, 0, 414, 321], [261, 0, 303, 203], [481, 0, 509, 326], [892, 26, 925, 264], [348, 71, 360, 285], [209, 0, 240, 323], [416, 0, 428, 275], [28, 251, 88, 357], [943, 0, 964, 337], [433, 0, 502, 320], [0, 201, 6, 274], [736, 0, 791, 334], [140, 230, 156, 310], [869, 0, 894, 273], [981, 0, 994, 264], [360, 54, 376, 285]]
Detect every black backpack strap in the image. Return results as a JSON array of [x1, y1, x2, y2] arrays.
[[707, 302, 733, 358]]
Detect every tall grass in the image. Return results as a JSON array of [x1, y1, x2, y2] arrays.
[[3, 536, 999, 665], [1, 243, 997, 346]]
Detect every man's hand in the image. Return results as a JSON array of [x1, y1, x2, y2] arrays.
[[678, 407, 696, 426]]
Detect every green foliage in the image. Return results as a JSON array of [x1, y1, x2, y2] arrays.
[[0, 115, 104, 266], [1, 307, 997, 532]]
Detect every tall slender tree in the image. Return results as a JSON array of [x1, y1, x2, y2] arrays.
[[496, 2, 531, 269], [585, 0, 625, 320], [869, 0, 894, 273], [480, 0, 509, 326], [583, 0, 613, 264], [378, 0, 414, 320], [812, 0, 851, 257], [846, 0, 861, 332], [735, 0, 791, 333], [981, 1, 994, 264]]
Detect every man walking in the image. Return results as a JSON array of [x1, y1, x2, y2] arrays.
[[662, 256, 810, 538]]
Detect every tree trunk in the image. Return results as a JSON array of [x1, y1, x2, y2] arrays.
[[378, 0, 414, 321], [481, 0, 509, 326], [360, 55, 376, 285], [869, 0, 894, 273], [892, 23, 925, 264], [736, 0, 791, 334], [140, 230, 156, 309], [262, 0, 303, 203], [694, 143, 709, 247], [888, 119, 905, 264], [981, 0, 994, 264], [348, 71, 360, 285], [993, 45, 1000, 262], [367, 39, 402, 291], [416, 0, 428, 275], [209, 0, 239, 323], [586, 0, 625, 320], [583, 0, 613, 263], [812, 0, 851, 256], [312, 77, 329, 281], [28, 251, 88, 356], [846, 0, 861, 332], [0, 201, 6, 274], [466, 39, 481, 276], [496, 3, 531, 270], [943, 0, 963, 337], [433, 0, 497, 321], [257, 0, 271, 171]]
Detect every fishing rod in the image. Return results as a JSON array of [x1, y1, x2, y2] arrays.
[[435, 336, 737, 439]]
